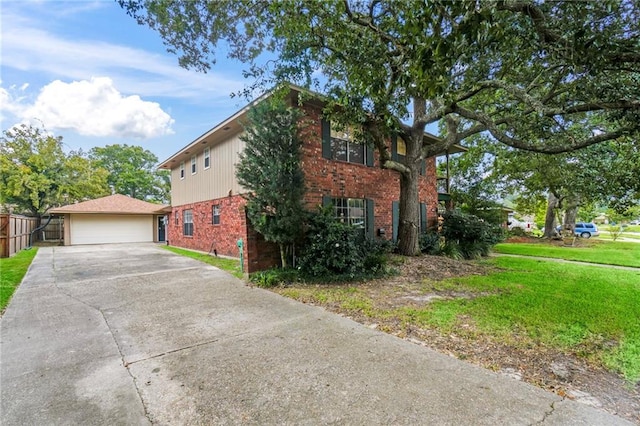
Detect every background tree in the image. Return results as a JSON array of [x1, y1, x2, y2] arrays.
[[449, 135, 640, 237], [90, 144, 170, 203], [0, 124, 109, 216], [121, 0, 640, 254], [236, 98, 306, 268]]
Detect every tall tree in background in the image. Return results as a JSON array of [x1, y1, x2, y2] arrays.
[[121, 0, 640, 254], [0, 124, 110, 216], [236, 98, 306, 268], [449, 135, 640, 237], [90, 144, 170, 203]]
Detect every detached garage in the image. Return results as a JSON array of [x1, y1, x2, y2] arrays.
[[51, 194, 169, 246]]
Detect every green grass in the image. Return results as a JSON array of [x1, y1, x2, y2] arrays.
[[275, 254, 640, 384], [0, 248, 38, 312], [162, 246, 244, 278], [599, 232, 640, 241], [494, 240, 640, 267], [435, 257, 640, 383]]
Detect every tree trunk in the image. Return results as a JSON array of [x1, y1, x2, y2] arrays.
[[396, 170, 420, 255], [563, 195, 579, 232], [279, 244, 288, 268], [543, 193, 559, 238]]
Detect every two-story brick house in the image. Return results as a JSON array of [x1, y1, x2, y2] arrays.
[[159, 86, 462, 273]]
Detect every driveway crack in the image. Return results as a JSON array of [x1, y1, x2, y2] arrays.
[[530, 400, 559, 425]]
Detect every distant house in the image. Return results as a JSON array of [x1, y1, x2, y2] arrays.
[[159, 85, 464, 272], [50, 194, 169, 245]]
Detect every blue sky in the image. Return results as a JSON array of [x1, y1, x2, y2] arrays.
[[1, 0, 253, 162]]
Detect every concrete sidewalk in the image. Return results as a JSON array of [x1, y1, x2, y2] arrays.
[[1, 244, 633, 425]]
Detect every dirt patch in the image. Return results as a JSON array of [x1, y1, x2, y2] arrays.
[[272, 255, 640, 424]]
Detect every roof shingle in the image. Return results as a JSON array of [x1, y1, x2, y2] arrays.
[[50, 194, 168, 215]]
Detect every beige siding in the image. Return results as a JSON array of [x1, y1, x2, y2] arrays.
[[171, 132, 247, 206]]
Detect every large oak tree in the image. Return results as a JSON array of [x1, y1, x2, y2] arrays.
[[120, 0, 640, 254]]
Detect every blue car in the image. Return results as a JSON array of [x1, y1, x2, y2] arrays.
[[573, 222, 600, 238]]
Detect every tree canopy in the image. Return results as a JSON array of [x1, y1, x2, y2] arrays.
[[120, 0, 640, 253], [0, 124, 110, 216], [90, 144, 170, 203]]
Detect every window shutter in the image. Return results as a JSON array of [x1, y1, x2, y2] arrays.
[[321, 119, 331, 159], [366, 145, 374, 167], [420, 159, 426, 176], [322, 195, 333, 208], [420, 203, 427, 233], [392, 201, 399, 242], [391, 135, 398, 162], [366, 199, 374, 238]]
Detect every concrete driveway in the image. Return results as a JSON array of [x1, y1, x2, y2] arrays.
[[1, 244, 632, 425]]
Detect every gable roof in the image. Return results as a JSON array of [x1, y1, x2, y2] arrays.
[[50, 194, 168, 215]]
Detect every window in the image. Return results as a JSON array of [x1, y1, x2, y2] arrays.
[[175, 211, 179, 226], [396, 136, 407, 156], [212, 205, 220, 225], [183, 210, 193, 236], [191, 155, 197, 174], [330, 124, 366, 165], [203, 147, 210, 169], [180, 162, 185, 179], [333, 198, 366, 229]]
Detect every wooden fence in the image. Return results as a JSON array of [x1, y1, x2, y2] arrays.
[[0, 214, 39, 258]]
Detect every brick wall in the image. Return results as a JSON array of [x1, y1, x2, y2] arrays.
[[299, 104, 439, 237], [167, 195, 280, 273]]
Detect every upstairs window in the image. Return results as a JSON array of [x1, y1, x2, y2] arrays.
[[183, 209, 193, 236], [330, 125, 365, 165], [191, 155, 197, 174], [203, 147, 211, 169], [321, 119, 373, 167], [212, 205, 220, 225], [180, 162, 185, 179]]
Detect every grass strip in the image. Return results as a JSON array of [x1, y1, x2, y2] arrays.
[[0, 248, 38, 312], [162, 245, 244, 278], [494, 241, 640, 267]]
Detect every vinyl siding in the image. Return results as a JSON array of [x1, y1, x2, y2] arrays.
[[170, 132, 247, 206]]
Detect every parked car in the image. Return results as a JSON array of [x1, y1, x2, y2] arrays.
[[630, 220, 639, 225], [573, 222, 600, 238]]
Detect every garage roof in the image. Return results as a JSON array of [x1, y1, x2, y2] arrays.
[[51, 194, 168, 215]]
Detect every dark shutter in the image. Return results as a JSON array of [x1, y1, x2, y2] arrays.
[[420, 159, 426, 176], [321, 119, 331, 159], [420, 203, 427, 233], [322, 195, 333, 208], [392, 201, 399, 242], [366, 199, 374, 238], [391, 135, 398, 162], [366, 145, 374, 167]]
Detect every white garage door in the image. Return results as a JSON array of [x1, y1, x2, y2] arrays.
[[70, 214, 153, 245]]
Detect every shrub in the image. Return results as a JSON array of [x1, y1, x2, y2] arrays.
[[250, 268, 299, 288], [419, 231, 442, 255], [441, 210, 505, 259], [297, 209, 392, 280]]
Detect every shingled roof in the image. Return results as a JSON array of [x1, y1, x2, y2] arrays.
[[50, 194, 168, 215]]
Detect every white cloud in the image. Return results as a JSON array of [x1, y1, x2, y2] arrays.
[[0, 6, 244, 101], [12, 77, 175, 139]]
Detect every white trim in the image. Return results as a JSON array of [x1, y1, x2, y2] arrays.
[[180, 161, 185, 179], [191, 155, 197, 175], [203, 147, 211, 170]]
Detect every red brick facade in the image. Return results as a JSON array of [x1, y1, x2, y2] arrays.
[[167, 195, 280, 273], [167, 100, 439, 273], [300, 104, 439, 233]]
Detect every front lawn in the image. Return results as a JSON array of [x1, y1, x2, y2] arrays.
[[0, 248, 38, 312], [493, 240, 640, 267], [274, 256, 640, 386]]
